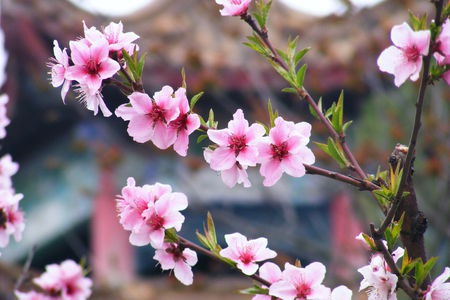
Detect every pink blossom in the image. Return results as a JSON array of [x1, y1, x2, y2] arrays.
[[358, 252, 403, 300], [377, 22, 430, 87], [34, 260, 92, 300], [131, 191, 188, 248], [443, 71, 450, 85], [115, 87, 180, 146], [154, 242, 198, 285], [219, 232, 277, 275], [205, 109, 265, 187], [103, 21, 140, 52], [65, 38, 120, 94], [48, 40, 72, 102], [0, 27, 8, 88], [83, 21, 139, 53], [15, 291, 51, 300], [0, 153, 19, 191], [269, 262, 331, 300], [0, 94, 10, 139], [424, 267, 450, 300], [0, 190, 24, 248], [330, 285, 353, 300], [252, 262, 282, 300], [434, 19, 450, 65], [116, 178, 188, 248], [74, 83, 112, 117], [215, 0, 252, 16], [258, 117, 315, 186], [166, 87, 201, 156], [203, 148, 251, 188]]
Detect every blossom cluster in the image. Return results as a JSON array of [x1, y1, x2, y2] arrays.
[[15, 259, 92, 300], [377, 20, 450, 86], [0, 27, 25, 254], [48, 21, 139, 116], [205, 109, 315, 187], [116, 177, 197, 285], [115, 86, 200, 156]]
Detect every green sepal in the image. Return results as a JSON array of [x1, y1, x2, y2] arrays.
[[197, 134, 208, 144], [164, 228, 179, 243], [240, 285, 268, 295], [190, 91, 204, 110]]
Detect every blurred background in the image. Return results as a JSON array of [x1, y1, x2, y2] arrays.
[[0, 0, 448, 299]]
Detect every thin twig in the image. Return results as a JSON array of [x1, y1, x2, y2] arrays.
[[14, 245, 37, 291]]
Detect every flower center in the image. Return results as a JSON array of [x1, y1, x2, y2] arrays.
[[86, 59, 100, 75], [170, 113, 188, 131], [166, 244, 184, 262], [404, 46, 420, 62], [65, 281, 78, 296], [0, 209, 7, 229], [239, 249, 254, 264], [296, 283, 312, 299], [229, 135, 247, 155], [148, 105, 166, 123], [271, 142, 288, 161], [147, 213, 165, 230], [231, 0, 242, 4]]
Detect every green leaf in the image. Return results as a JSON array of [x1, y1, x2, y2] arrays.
[[244, 35, 270, 57], [253, 0, 272, 28], [294, 47, 310, 67], [136, 52, 147, 78], [196, 231, 211, 249], [308, 97, 322, 120], [190, 91, 204, 110], [331, 90, 344, 134], [281, 87, 297, 94], [196, 134, 208, 144], [296, 64, 307, 88], [360, 233, 377, 251], [276, 49, 289, 64], [342, 120, 353, 134], [415, 257, 438, 287], [240, 285, 268, 295], [327, 137, 348, 168], [164, 228, 178, 243], [267, 99, 278, 128], [206, 212, 217, 246]]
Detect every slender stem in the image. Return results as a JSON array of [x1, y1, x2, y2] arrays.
[[370, 225, 419, 300], [14, 245, 37, 291], [305, 165, 379, 191], [241, 14, 366, 180], [376, 0, 445, 235], [177, 236, 272, 287]]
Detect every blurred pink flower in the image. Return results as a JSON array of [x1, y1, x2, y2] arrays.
[[48, 40, 71, 102], [0, 190, 24, 248], [154, 242, 198, 285], [0, 94, 10, 139], [15, 291, 51, 300], [220, 232, 277, 275], [34, 260, 92, 300], [424, 267, 450, 300], [434, 19, 450, 65], [269, 262, 331, 300], [215, 0, 252, 16], [0, 154, 19, 191], [115, 87, 180, 146], [443, 71, 450, 85], [331, 285, 353, 300], [258, 117, 315, 186], [377, 22, 430, 87]]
